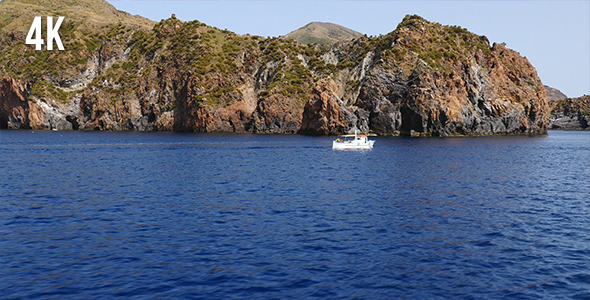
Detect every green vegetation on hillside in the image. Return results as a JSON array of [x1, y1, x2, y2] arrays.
[[372, 14, 493, 74], [1, 0, 506, 128], [0, 0, 152, 105], [553, 95, 590, 116]]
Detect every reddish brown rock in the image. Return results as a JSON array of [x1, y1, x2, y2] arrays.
[[354, 17, 548, 136], [0, 2, 551, 137], [300, 78, 354, 135], [0, 74, 45, 129]]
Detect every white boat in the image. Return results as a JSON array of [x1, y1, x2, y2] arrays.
[[332, 128, 375, 150]]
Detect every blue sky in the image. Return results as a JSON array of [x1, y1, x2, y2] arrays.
[[108, 0, 589, 97]]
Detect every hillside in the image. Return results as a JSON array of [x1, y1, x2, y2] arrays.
[[0, 1, 549, 136], [0, 0, 153, 32], [284, 22, 363, 45], [544, 85, 567, 102]]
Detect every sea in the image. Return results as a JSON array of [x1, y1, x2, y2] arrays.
[[0, 130, 589, 299]]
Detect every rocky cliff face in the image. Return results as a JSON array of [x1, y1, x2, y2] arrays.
[[0, 75, 43, 129], [300, 16, 548, 136], [549, 95, 590, 130], [0, 1, 549, 136], [299, 78, 357, 135]]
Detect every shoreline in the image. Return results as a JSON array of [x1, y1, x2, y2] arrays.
[[0, 128, 573, 137]]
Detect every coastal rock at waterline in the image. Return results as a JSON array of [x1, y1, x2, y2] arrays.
[[275, 16, 548, 137], [0, 0, 550, 136], [352, 37, 548, 136], [549, 95, 590, 130], [0, 75, 44, 129], [354, 71, 405, 135], [299, 78, 358, 135]]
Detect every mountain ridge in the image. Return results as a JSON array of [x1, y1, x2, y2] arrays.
[[544, 85, 567, 102], [0, 0, 153, 33], [0, 1, 549, 136], [284, 22, 363, 45]]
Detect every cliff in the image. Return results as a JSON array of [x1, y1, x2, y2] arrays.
[[300, 16, 548, 136], [0, 1, 549, 136]]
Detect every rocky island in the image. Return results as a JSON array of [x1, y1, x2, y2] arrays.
[[1, 0, 550, 136]]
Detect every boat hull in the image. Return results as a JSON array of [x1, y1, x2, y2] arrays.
[[332, 140, 375, 150]]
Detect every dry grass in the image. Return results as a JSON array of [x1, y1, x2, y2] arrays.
[[0, 0, 154, 33], [284, 22, 363, 45]]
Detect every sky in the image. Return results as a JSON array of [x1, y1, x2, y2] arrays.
[[106, 0, 590, 98]]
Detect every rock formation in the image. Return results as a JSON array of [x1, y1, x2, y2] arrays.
[[0, 0, 550, 136], [549, 95, 590, 130], [300, 78, 357, 135], [0, 75, 44, 129], [300, 16, 549, 136]]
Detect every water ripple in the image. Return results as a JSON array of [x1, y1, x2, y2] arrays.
[[0, 130, 589, 298]]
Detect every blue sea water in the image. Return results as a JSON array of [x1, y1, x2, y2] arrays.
[[0, 130, 589, 299]]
